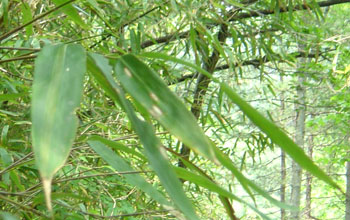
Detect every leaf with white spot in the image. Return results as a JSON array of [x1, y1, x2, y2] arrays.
[[115, 55, 217, 162], [31, 44, 86, 212]]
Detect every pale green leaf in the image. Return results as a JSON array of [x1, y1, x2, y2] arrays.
[[140, 52, 341, 191], [88, 52, 199, 220], [115, 54, 217, 162], [31, 43, 86, 211], [87, 139, 171, 207]]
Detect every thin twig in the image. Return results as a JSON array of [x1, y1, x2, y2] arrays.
[[0, 46, 40, 51], [0, 55, 37, 64], [23, 171, 152, 193], [0, 152, 34, 176], [0, 0, 77, 41], [0, 194, 49, 218], [0, 67, 33, 81], [54, 171, 152, 184], [54, 201, 171, 219], [89, 1, 169, 49]]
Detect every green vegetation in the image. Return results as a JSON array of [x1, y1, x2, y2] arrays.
[[0, 0, 350, 219]]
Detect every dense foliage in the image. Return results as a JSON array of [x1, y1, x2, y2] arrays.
[[0, 0, 350, 219]]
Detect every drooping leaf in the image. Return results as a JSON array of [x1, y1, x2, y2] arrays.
[[140, 52, 341, 191], [220, 83, 341, 191], [116, 53, 298, 208], [31, 43, 86, 211], [87, 138, 172, 208], [115, 54, 217, 162], [87, 52, 199, 220], [20, 3, 33, 36], [52, 0, 88, 29], [174, 166, 272, 220]]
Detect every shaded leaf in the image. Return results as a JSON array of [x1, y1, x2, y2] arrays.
[[52, 0, 88, 29], [87, 139, 172, 207], [31, 43, 86, 211]]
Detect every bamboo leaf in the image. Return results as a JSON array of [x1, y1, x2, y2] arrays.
[[220, 83, 341, 191], [52, 0, 88, 29], [174, 166, 272, 220], [31, 43, 86, 211], [87, 53, 199, 220], [140, 52, 341, 191], [87, 138, 172, 207], [115, 54, 217, 162], [20, 3, 33, 36], [89, 135, 146, 160]]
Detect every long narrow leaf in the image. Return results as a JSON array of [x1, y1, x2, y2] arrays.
[[31, 44, 86, 211], [87, 139, 171, 207], [116, 54, 216, 162], [87, 52, 199, 220], [118, 53, 296, 208], [52, 0, 87, 29], [140, 52, 341, 191], [174, 166, 272, 220]]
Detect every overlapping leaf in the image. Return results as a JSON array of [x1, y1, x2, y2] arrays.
[[115, 54, 216, 162], [87, 53, 199, 220], [140, 52, 341, 191]]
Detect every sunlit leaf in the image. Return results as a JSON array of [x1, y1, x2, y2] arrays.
[[87, 52, 199, 220], [52, 0, 88, 29], [115, 54, 217, 162], [140, 52, 341, 191]]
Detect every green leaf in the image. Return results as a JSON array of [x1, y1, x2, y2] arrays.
[[220, 83, 341, 191], [89, 139, 173, 208], [115, 54, 217, 162], [117, 53, 300, 209], [20, 3, 33, 36], [52, 0, 88, 29], [140, 52, 341, 191], [0, 212, 20, 220], [89, 135, 146, 160], [87, 52, 199, 220], [0, 93, 27, 102], [174, 166, 272, 220], [31, 43, 86, 211]]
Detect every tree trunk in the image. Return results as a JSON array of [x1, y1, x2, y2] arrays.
[[290, 74, 306, 220], [305, 133, 314, 218], [346, 159, 350, 220], [280, 74, 286, 220], [281, 149, 286, 220]]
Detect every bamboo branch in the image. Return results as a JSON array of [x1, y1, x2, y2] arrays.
[[168, 50, 334, 85], [89, 1, 169, 49], [0, 46, 40, 51], [0, 55, 37, 64], [0, 0, 77, 41], [232, 0, 350, 20], [140, 0, 350, 49], [0, 194, 49, 218]]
